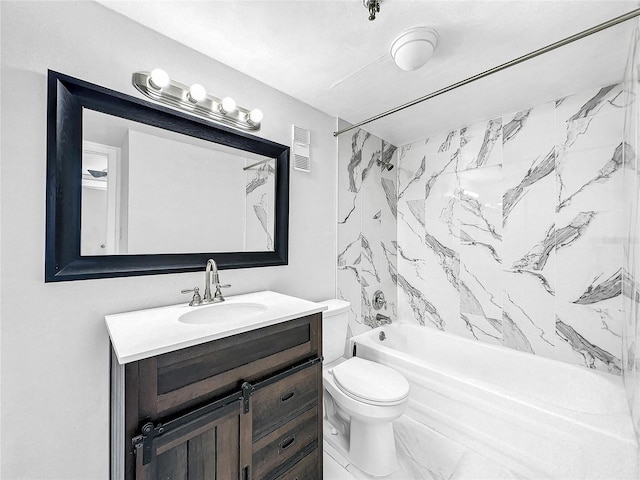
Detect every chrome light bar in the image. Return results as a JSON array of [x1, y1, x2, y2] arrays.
[[132, 70, 263, 131]]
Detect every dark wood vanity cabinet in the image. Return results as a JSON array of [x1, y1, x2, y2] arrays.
[[118, 313, 323, 480]]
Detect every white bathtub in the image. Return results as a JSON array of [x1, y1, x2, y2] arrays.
[[350, 324, 638, 479]]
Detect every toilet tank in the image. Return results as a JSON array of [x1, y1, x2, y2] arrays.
[[319, 299, 351, 363]]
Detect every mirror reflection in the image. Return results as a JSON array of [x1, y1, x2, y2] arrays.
[[81, 109, 276, 256]]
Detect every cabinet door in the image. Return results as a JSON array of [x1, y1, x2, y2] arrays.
[[135, 400, 250, 480]]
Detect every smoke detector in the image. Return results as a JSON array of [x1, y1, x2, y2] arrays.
[[390, 27, 439, 71]]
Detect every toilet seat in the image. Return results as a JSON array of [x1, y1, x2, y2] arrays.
[[331, 357, 409, 406]]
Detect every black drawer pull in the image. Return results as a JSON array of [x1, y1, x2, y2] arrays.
[[279, 435, 296, 453], [280, 389, 296, 403]]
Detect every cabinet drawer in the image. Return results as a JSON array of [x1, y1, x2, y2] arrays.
[[252, 362, 320, 441], [276, 447, 320, 480], [252, 406, 318, 480]]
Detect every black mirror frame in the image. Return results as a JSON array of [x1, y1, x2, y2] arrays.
[[46, 70, 289, 282]]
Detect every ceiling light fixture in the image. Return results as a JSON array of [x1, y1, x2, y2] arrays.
[[390, 27, 439, 71], [132, 70, 263, 131], [363, 0, 380, 21]]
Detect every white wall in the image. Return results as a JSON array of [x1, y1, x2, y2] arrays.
[[0, 2, 337, 478]]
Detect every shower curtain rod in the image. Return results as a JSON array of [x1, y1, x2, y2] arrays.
[[333, 8, 640, 137], [243, 158, 273, 170]]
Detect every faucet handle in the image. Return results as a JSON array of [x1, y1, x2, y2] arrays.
[[211, 283, 231, 303], [181, 286, 202, 306]]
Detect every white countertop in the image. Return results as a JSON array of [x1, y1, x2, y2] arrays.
[[105, 290, 327, 364]]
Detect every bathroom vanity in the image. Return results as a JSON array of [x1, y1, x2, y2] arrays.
[[106, 291, 325, 480]]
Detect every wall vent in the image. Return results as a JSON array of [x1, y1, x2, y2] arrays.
[[292, 125, 311, 172]]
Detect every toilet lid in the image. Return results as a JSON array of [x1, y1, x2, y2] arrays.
[[331, 357, 409, 406]]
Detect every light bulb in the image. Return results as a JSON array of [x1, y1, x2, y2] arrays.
[[219, 97, 237, 115], [188, 83, 206, 103], [149, 68, 170, 89], [247, 108, 263, 125]]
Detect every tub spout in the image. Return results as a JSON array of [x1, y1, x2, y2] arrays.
[[375, 313, 392, 326]]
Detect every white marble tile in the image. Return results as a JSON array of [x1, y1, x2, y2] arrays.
[[397, 139, 428, 202], [395, 245, 450, 330], [459, 118, 502, 170], [360, 235, 396, 329], [360, 140, 396, 328], [502, 106, 557, 357], [458, 165, 503, 344], [338, 128, 364, 267], [555, 210, 622, 304], [380, 147, 398, 318], [503, 102, 555, 161], [424, 131, 460, 176], [337, 265, 365, 340], [502, 101, 556, 239], [556, 141, 625, 213], [555, 84, 626, 150], [337, 224, 361, 268], [502, 157, 556, 270], [555, 298, 623, 375], [554, 209, 623, 374], [459, 166, 502, 252], [397, 150, 430, 326], [425, 170, 460, 261], [397, 144, 462, 330], [502, 271, 555, 356]]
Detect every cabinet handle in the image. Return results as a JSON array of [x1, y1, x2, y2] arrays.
[[280, 389, 295, 403], [278, 435, 296, 453]]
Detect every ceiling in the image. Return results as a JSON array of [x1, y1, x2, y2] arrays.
[[98, 0, 638, 146]]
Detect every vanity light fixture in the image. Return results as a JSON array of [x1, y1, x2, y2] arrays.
[[132, 70, 263, 131]]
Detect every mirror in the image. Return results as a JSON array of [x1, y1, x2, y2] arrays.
[[81, 110, 276, 255], [46, 71, 289, 282]]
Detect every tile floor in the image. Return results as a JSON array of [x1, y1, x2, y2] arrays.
[[322, 415, 525, 480]]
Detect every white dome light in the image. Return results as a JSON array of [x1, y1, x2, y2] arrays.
[[390, 27, 439, 72]]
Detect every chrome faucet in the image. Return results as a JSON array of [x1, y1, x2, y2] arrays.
[[203, 259, 230, 303], [181, 259, 231, 306]]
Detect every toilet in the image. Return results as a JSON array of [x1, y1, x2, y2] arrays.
[[320, 299, 409, 477]]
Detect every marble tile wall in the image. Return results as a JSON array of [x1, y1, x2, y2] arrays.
[[337, 120, 398, 340], [394, 84, 627, 374]]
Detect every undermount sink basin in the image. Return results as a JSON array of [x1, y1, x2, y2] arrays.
[[179, 302, 267, 325]]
